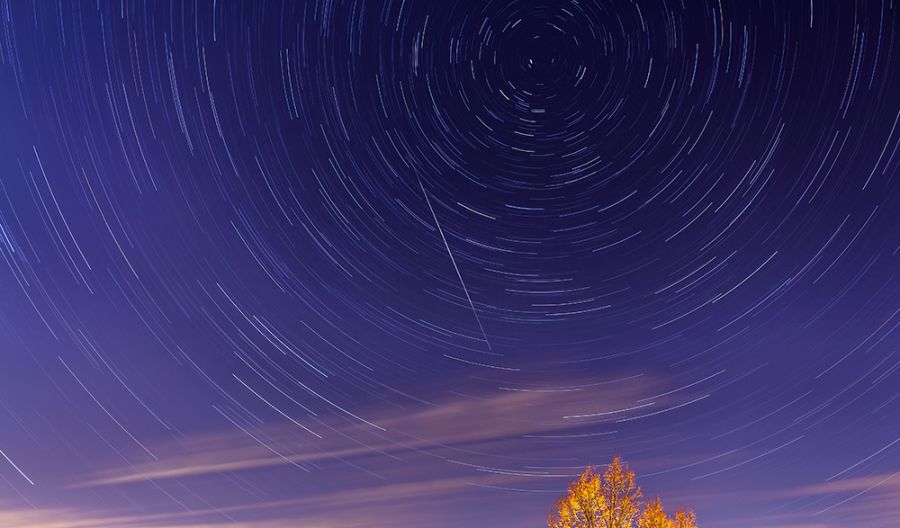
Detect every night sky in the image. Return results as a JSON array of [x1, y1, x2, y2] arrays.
[[0, 0, 899, 527]]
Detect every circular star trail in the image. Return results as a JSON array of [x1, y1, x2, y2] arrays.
[[0, 0, 898, 526]]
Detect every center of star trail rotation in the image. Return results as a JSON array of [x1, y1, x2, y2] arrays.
[[0, 0, 898, 527]]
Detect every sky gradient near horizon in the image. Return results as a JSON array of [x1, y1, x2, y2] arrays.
[[0, 0, 899, 526]]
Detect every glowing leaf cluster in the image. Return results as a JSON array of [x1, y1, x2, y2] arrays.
[[548, 456, 698, 528]]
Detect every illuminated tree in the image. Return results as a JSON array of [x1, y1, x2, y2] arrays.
[[598, 455, 642, 528], [671, 509, 697, 528], [548, 465, 604, 528], [548, 456, 698, 528], [638, 497, 671, 528]]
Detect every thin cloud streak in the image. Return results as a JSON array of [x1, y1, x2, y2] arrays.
[[80, 373, 659, 487]]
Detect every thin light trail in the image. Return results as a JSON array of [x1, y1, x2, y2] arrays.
[[827, 433, 900, 481], [58, 357, 158, 460], [232, 374, 322, 438], [419, 179, 494, 353], [0, 447, 35, 485], [815, 468, 900, 516]]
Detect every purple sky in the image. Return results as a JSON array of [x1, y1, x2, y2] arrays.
[[0, 0, 899, 527]]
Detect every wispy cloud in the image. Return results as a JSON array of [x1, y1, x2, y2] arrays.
[[79, 373, 657, 488], [701, 471, 900, 528], [1, 473, 520, 528]]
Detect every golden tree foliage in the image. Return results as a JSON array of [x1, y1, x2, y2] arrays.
[[548, 466, 603, 528], [598, 456, 642, 528], [671, 509, 697, 528], [548, 457, 698, 528], [637, 497, 671, 528]]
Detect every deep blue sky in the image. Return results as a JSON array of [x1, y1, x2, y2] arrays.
[[0, 0, 899, 526]]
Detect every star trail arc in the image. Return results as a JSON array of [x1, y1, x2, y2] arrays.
[[0, 0, 898, 527]]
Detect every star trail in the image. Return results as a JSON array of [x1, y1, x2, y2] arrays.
[[0, 0, 898, 526]]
